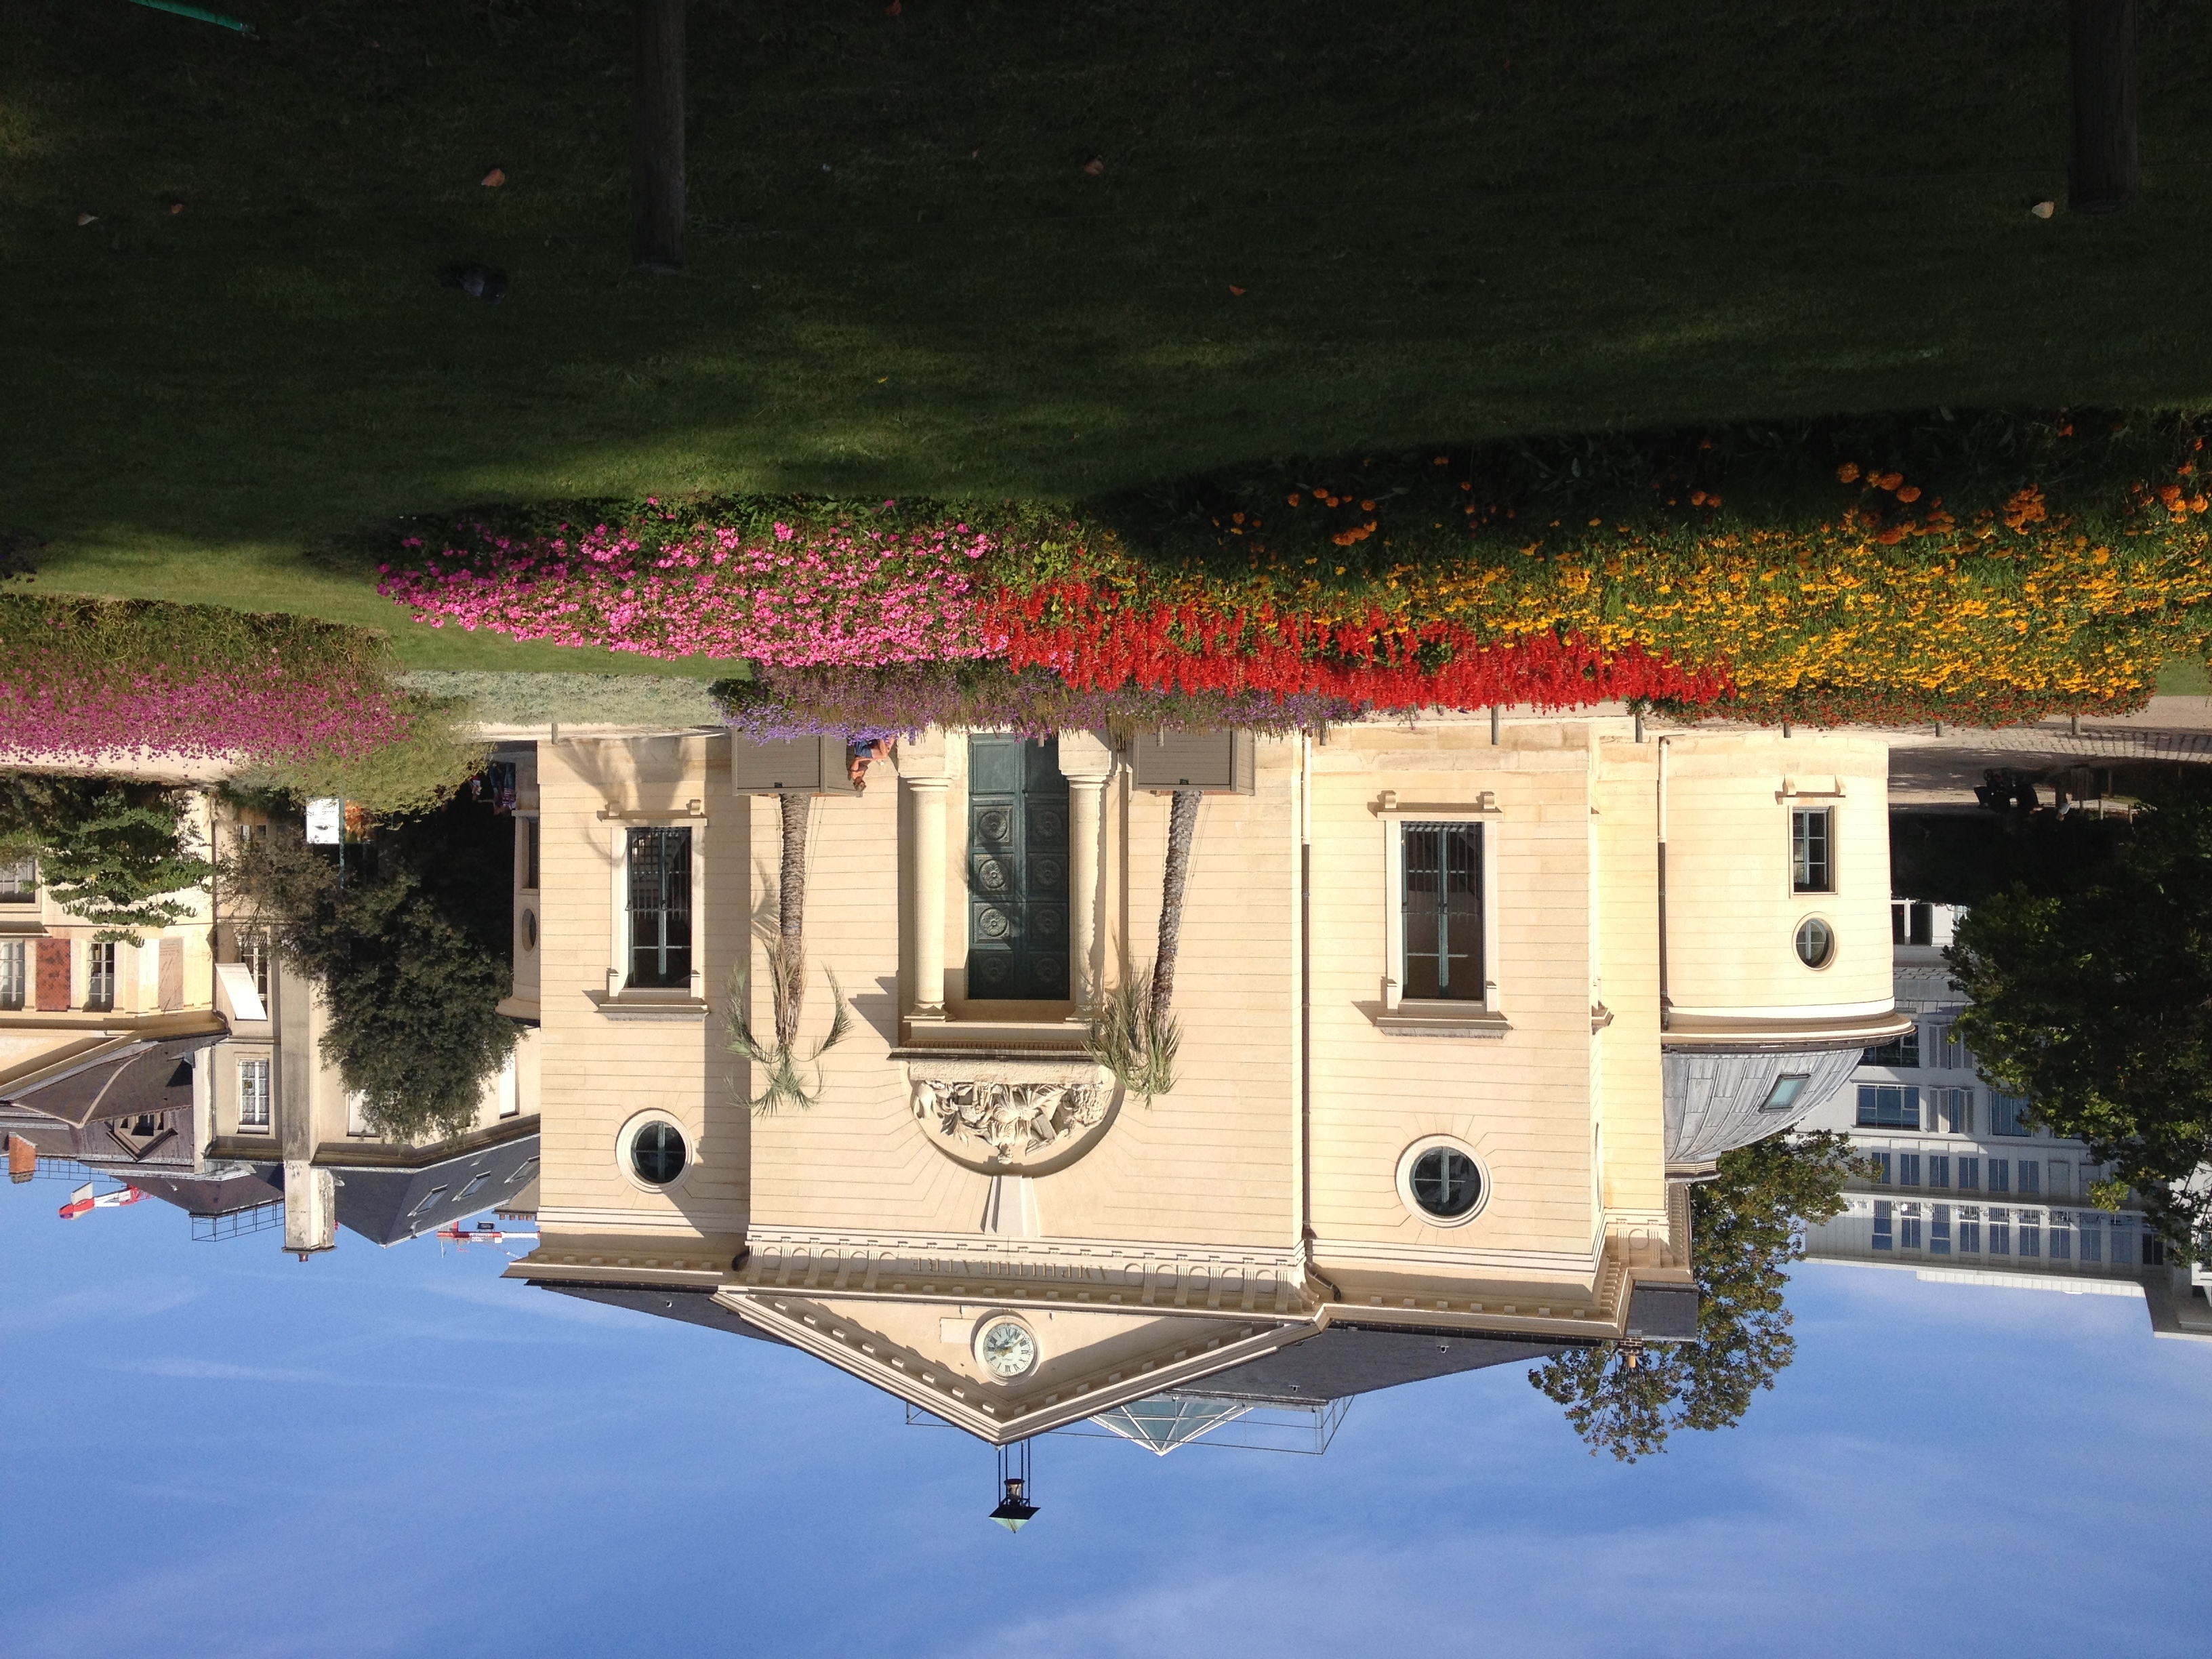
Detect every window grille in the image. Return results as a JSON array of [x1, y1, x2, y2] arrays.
[[626, 827, 693, 989], [1791, 808, 1834, 893], [0, 939, 22, 1010], [1401, 822, 1483, 1002]]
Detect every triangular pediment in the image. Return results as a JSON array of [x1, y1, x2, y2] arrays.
[[723, 1288, 1319, 1443]]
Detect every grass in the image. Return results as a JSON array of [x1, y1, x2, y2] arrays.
[[8, 1, 2212, 665]]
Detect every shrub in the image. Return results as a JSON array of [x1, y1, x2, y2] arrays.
[[0, 596, 409, 765], [234, 693, 490, 817]]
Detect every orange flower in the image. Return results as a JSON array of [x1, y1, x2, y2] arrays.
[[1896, 485, 1921, 504], [1836, 463, 1861, 483]]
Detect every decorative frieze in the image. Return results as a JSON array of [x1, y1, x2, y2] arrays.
[[913, 1078, 1106, 1163]]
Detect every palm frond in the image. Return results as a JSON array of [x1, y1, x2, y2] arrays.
[[1086, 969, 1181, 1103]]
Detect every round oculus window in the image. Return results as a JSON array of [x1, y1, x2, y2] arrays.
[[1410, 1147, 1483, 1220], [520, 908, 538, 951], [1794, 917, 1836, 969], [976, 1318, 1038, 1378], [631, 1120, 687, 1185]]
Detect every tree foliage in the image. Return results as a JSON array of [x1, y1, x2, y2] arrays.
[[1531, 1130, 1873, 1462], [220, 797, 516, 1143], [0, 772, 213, 942], [1950, 773, 2212, 1264]]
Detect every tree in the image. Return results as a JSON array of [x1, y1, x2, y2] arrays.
[[221, 796, 516, 1143], [1531, 1130, 1874, 1461], [0, 773, 213, 943], [727, 792, 854, 1113], [1087, 787, 1196, 1102], [1950, 773, 2212, 1265]]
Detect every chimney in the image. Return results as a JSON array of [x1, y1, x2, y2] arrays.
[[7, 1133, 35, 1184]]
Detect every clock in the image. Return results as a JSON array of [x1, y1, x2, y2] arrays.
[[976, 1317, 1038, 1378]]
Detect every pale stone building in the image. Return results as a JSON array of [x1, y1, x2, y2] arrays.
[[1796, 901, 2212, 1341], [504, 716, 1910, 1441]]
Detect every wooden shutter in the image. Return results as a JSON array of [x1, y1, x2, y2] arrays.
[[34, 937, 69, 1010]]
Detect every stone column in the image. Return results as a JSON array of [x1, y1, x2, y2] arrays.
[[898, 731, 951, 1017], [1057, 731, 1116, 1015]]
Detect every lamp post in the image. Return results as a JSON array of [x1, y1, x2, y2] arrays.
[[989, 1440, 1040, 1533]]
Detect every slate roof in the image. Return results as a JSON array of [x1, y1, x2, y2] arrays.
[[1185, 1324, 1565, 1406], [1663, 1046, 1863, 1164], [0, 1036, 215, 1130], [306, 1134, 543, 1246], [540, 1283, 787, 1344]]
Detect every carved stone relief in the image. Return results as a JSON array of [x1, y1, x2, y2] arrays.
[[913, 1079, 1107, 1165]]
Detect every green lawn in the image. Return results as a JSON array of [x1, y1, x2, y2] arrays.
[[8, 1, 2212, 667]]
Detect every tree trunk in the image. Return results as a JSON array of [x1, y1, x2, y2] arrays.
[[777, 792, 810, 1049], [632, 0, 686, 270], [1149, 790, 1202, 1029], [2070, 0, 2137, 214]]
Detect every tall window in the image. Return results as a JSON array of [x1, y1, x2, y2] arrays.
[[1989, 1208, 2011, 1254], [1401, 822, 1483, 1002], [1898, 1153, 1921, 1187], [1936, 1024, 1970, 1070], [1936, 1087, 1972, 1134], [1929, 1155, 1950, 1189], [85, 941, 117, 1011], [0, 856, 34, 902], [2049, 1216, 2071, 1261], [1868, 1150, 1892, 1184], [1991, 1094, 2032, 1136], [1791, 808, 1834, 893], [239, 1059, 272, 1130], [1931, 1204, 1952, 1256], [1988, 1159, 2010, 1193], [524, 816, 541, 892], [0, 939, 22, 1010], [1863, 1027, 1921, 1068], [1959, 1207, 1982, 1252], [1959, 1157, 1981, 1190], [1857, 1084, 1921, 1130], [2017, 1160, 2041, 1195], [1891, 900, 1933, 945], [1872, 1199, 1893, 1250], [2079, 1221, 2103, 1265], [241, 929, 271, 1002], [1899, 1203, 1923, 1249], [626, 827, 693, 989]]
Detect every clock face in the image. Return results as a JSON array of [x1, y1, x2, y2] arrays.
[[977, 1319, 1038, 1378]]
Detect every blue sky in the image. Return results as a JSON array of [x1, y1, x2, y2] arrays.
[[3, 1187, 2206, 1659]]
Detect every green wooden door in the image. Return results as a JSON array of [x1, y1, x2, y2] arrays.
[[967, 735, 1070, 1000]]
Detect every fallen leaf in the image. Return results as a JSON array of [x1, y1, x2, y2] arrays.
[[482, 167, 506, 188], [2030, 199, 2055, 219], [76, 212, 97, 226], [169, 202, 185, 215], [1228, 284, 1246, 295], [971, 147, 983, 160], [877, 377, 890, 384], [1083, 157, 1106, 176]]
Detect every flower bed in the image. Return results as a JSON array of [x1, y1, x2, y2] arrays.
[[377, 507, 1004, 665], [0, 597, 409, 766], [371, 413, 2212, 729]]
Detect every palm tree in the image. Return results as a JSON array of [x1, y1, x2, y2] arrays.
[[729, 792, 853, 1113], [1089, 787, 1199, 1101]]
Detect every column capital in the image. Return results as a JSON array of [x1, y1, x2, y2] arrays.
[[895, 727, 949, 785], [1056, 729, 1115, 786]]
